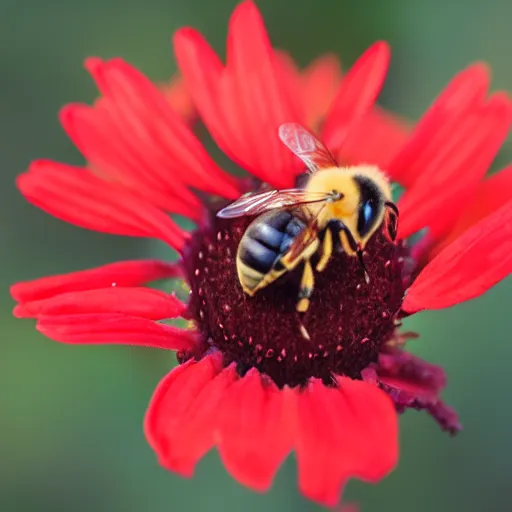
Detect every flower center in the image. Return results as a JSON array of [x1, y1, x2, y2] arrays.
[[183, 210, 406, 388]]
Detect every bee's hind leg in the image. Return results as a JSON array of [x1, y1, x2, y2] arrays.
[[297, 258, 315, 314], [295, 259, 315, 341]]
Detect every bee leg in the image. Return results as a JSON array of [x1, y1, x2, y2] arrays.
[[316, 227, 333, 272], [336, 223, 358, 254], [384, 202, 399, 241], [297, 259, 314, 341], [297, 259, 315, 314], [338, 224, 371, 284], [357, 248, 370, 284]]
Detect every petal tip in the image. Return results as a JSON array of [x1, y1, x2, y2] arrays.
[[58, 103, 84, 131], [158, 457, 196, 478], [15, 171, 30, 193], [58, 104, 73, 123], [373, 40, 391, 55], [229, 0, 266, 39], [173, 27, 202, 46], [12, 304, 28, 318], [373, 41, 391, 70], [84, 56, 103, 73], [232, 0, 260, 17], [468, 61, 491, 80], [9, 283, 21, 302]]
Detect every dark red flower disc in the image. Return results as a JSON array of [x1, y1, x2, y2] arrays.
[[184, 211, 406, 388]]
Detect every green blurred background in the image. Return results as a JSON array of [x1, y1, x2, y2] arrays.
[[2, 0, 512, 511]]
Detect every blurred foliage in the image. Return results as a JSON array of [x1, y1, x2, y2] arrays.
[[2, 0, 512, 511]]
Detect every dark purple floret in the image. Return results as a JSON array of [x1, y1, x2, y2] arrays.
[[183, 211, 406, 388]]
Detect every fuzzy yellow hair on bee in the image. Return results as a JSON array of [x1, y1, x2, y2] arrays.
[[305, 164, 393, 255]]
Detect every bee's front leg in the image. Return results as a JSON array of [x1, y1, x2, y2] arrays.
[[316, 228, 333, 272], [336, 222, 370, 284]]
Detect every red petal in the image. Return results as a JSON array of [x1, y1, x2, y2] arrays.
[[14, 287, 185, 320], [81, 58, 240, 200], [173, 28, 226, 142], [216, 369, 293, 491], [61, 104, 202, 220], [336, 106, 410, 169], [375, 351, 446, 400], [300, 54, 342, 129], [175, 27, 259, 185], [18, 160, 187, 251], [274, 50, 407, 170], [225, 1, 305, 182], [144, 354, 234, 476], [322, 42, 390, 150], [434, 165, 512, 254], [293, 377, 398, 507], [377, 376, 438, 399], [389, 63, 491, 187], [161, 74, 196, 122], [36, 313, 196, 350], [403, 200, 512, 312], [397, 92, 512, 239], [174, 1, 304, 189], [10, 260, 181, 303]]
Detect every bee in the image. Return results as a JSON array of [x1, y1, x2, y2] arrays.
[[217, 123, 399, 315]]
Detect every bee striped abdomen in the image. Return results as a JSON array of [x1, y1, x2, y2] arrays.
[[237, 210, 306, 295], [238, 237, 279, 273]]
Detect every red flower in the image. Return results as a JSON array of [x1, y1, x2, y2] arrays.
[[11, 0, 512, 507]]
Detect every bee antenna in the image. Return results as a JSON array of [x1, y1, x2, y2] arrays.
[[357, 249, 370, 284]]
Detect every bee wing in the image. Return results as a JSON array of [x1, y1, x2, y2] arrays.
[[286, 204, 326, 262], [286, 222, 320, 262], [278, 123, 338, 174], [216, 189, 331, 219]]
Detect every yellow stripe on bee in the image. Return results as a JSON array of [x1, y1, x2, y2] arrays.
[[237, 259, 289, 296], [238, 261, 263, 281]]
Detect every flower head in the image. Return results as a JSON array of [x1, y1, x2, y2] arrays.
[[11, 0, 512, 507]]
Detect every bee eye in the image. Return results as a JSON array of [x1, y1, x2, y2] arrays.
[[357, 198, 380, 237], [363, 202, 373, 224]]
